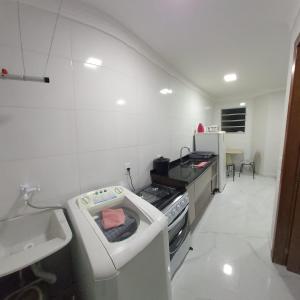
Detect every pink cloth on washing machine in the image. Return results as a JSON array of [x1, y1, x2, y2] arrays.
[[101, 208, 126, 230]]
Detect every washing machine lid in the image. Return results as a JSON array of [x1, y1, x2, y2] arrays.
[[68, 186, 168, 281]]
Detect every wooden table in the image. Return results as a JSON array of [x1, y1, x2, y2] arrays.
[[226, 149, 244, 155], [226, 149, 244, 180]]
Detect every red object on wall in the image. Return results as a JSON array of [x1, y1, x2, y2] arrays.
[[197, 123, 205, 133], [1, 68, 8, 76]]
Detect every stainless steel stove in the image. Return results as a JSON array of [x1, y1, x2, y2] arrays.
[[139, 184, 180, 209], [139, 184, 191, 277]]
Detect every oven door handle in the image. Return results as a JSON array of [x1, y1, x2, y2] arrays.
[[168, 205, 189, 231], [169, 223, 189, 255]]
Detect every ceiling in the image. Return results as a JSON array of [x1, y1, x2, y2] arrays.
[[81, 0, 299, 100]]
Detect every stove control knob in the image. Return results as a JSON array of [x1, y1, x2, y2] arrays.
[[171, 210, 176, 216]]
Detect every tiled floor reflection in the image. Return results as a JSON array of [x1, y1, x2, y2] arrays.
[[172, 175, 300, 300]]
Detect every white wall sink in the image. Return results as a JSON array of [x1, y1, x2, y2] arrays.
[[0, 209, 72, 278]]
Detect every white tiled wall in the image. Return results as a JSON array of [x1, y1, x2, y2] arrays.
[[212, 91, 285, 176], [0, 0, 213, 219]]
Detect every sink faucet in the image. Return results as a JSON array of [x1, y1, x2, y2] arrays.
[[180, 146, 191, 164]]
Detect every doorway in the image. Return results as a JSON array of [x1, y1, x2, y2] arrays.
[[272, 34, 300, 273]]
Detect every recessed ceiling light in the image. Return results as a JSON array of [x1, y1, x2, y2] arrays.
[[223, 264, 233, 276], [240, 102, 246, 107], [160, 88, 173, 95], [224, 73, 237, 82], [116, 98, 126, 106], [160, 88, 169, 95], [84, 57, 103, 69]]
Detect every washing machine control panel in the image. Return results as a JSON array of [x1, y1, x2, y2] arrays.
[[78, 186, 125, 208]]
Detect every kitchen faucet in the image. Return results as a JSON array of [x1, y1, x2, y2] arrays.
[[180, 147, 191, 165]]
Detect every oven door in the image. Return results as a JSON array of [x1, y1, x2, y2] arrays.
[[168, 205, 189, 259]]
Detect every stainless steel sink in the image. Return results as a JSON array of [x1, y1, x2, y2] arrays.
[[180, 159, 204, 167], [0, 209, 72, 278]]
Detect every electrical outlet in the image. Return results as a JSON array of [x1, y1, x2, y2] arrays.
[[125, 162, 131, 170]]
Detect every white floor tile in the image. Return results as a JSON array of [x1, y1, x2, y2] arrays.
[[172, 175, 300, 300]]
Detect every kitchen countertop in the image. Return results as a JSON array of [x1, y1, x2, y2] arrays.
[[151, 155, 217, 188]]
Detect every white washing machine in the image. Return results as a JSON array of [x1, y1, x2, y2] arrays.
[[66, 186, 172, 300]]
